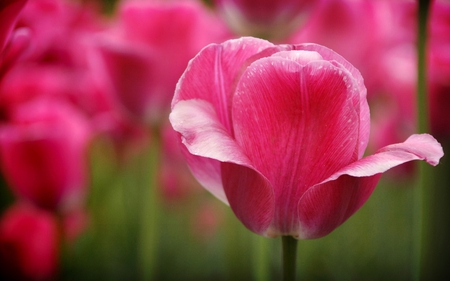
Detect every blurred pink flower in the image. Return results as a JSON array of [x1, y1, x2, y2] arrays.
[[170, 37, 444, 239], [0, 0, 29, 76], [190, 202, 223, 242], [287, 0, 380, 69], [159, 122, 199, 205], [96, 0, 232, 123], [0, 0, 149, 159], [0, 0, 27, 54], [0, 203, 58, 281], [429, 0, 450, 141], [214, 0, 318, 40], [0, 99, 92, 212]]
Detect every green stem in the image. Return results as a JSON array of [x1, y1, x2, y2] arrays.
[[417, 0, 431, 135], [138, 125, 162, 281], [282, 236, 298, 281], [253, 235, 269, 281], [414, 0, 431, 280]]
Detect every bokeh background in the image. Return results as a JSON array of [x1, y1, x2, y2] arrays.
[[1, 0, 449, 280]]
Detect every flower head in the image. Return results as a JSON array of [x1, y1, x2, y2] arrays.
[[170, 37, 443, 239]]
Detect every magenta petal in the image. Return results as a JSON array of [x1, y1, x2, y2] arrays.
[[297, 134, 443, 239], [232, 57, 362, 235], [172, 37, 275, 131], [293, 43, 370, 158], [297, 174, 381, 239], [221, 163, 274, 236]]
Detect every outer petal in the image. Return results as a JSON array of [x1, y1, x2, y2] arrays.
[[292, 43, 370, 158], [170, 99, 275, 234], [172, 37, 276, 131], [232, 56, 361, 235], [221, 162, 275, 235], [297, 134, 444, 239]]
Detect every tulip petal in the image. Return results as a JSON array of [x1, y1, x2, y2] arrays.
[[172, 37, 276, 131], [296, 174, 381, 239], [170, 99, 253, 203], [293, 43, 370, 158], [170, 99, 276, 233], [232, 56, 361, 235], [221, 162, 275, 235], [297, 134, 444, 239]]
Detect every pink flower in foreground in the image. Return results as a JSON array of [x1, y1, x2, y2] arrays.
[[0, 203, 58, 281], [169, 37, 444, 239]]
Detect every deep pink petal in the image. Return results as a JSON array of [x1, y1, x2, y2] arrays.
[[297, 134, 443, 239], [297, 174, 381, 239], [292, 43, 370, 158], [221, 162, 275, 235], [172, 37, 276, 131], [232, 56, 361, 235]]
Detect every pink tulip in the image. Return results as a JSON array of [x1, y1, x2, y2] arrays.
[[0, 99, 92, 212], [0, 0, 27, 55], [170, 37, 444, 239], [0, 0, 29, 76], [429, 0, 450, 140], [0, 203, 58, 280], [96, 0, 232, 123], [214, 0, 318, 39]]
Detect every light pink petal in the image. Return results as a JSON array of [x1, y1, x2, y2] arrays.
[[297, 134, 443, 239], [172, 37, 276, 132], [232, 57, 361, 235], [170, 99, 254, 203], [292, 43, 370, 158], [321, 134, 443, 181]]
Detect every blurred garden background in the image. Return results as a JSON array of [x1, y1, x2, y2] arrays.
[[0, 0, 449, 280]]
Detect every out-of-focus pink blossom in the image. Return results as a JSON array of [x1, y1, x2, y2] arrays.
[[96, 0, 232, 123], [287, 0, 380, 69], [0, 100, 92, 212], [190, 202, 223, 242], [0, 0, 149, 160], [63, 208, 89, 245], [0, 0, 29, 76], [170, 37, 444, 239], [429, 0, 450, 141], [160, 122, 199, 205], [0, 203, 58, 281], [0, 0, 28, 54], [214, 0, 319, 40]]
